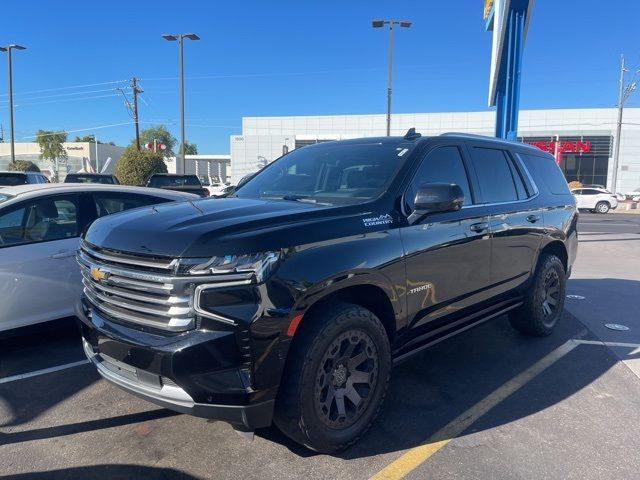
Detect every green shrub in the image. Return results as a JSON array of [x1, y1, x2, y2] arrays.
[[114, 146, 167, 186], [8, 160, 40, 172]]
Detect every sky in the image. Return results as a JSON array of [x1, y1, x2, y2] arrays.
[[1, 0, 639, 154]]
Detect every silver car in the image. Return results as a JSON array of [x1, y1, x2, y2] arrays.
[[0, 183, 197, 332]]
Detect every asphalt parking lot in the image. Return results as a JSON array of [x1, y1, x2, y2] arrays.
[[1, 212, 640, 480]]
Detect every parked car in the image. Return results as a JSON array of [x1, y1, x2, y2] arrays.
[[199, 175, 228, 197], [0, 183, 197, 332], [0, 171, 49, 187], [65, 173, 119, 185], [571, 187, 618, 213], [579, 185, 625, 201], [624, 187, 640, 201], [77, 131, 577, 453], [146, 174, 209, 197]]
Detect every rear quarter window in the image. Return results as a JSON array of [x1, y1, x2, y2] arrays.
[[519, 153, 570, 195]]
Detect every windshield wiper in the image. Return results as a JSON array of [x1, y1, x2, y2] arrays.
[[262, 195, 332, 205]]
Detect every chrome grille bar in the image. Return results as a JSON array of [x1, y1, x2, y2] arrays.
[[78, 241, 254, 332]]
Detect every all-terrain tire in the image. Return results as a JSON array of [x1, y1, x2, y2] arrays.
[[509, 254, 566, 336], [273, 302, 391, 453]]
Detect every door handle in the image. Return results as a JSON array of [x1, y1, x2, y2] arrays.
[[470, 222, 488, 233], [526, 215, 541, 223], [51, 250, 76, 259]]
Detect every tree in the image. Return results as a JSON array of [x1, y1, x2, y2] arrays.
[[114, 145, 167, 186], [135, 125, 177, 155], [74, 135, 101, 143], [8, 160, 40, 172], [36, 129, 67, 181], [36, 129, 68, 163], [180, 141, 198, 155]]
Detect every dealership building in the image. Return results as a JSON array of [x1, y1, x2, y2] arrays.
[[230, 107, 640, 194], [0, 142, 126, 181]]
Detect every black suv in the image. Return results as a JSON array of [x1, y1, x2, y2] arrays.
[[0, 171, 49, 186], [76, 131, 577, 453]]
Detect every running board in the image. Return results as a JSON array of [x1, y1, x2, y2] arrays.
[[392, 300, 523, 366]]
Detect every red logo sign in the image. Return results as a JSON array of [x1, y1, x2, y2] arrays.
[[527, 140, 591, 154]]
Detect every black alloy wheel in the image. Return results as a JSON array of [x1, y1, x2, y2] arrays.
[[314, 329, 379, 429], [274, 302, 391, 453]]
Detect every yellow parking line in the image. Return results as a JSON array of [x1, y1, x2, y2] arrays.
[[370, 339, 580, 480]]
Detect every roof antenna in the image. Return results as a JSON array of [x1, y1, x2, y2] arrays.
[[404, 128, 421, 140]]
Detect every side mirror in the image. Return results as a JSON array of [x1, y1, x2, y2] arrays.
[[408, 183, 464, 224]]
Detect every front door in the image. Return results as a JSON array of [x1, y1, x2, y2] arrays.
[[400, 143, 491, 334], [0, 194, 81, 331]]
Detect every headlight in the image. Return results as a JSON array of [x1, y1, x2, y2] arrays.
[[189, 251, 280, 282]]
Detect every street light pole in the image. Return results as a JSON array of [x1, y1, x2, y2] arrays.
[[162, 33, 200, 175], [0, 44, 26, 164], [179, 36, 185, 175], [372, 20, 411, 136], [386, 22, 394, 137]]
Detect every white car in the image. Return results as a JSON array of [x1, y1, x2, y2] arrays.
[[625, 187, 640, 201], [0, 183, 197, 332], [199, 176, 229, 197], [571, 187, 618, 214]]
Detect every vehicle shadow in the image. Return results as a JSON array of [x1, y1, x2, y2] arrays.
[[0, 409, 179, 446], [261, 296, 639, 459], [0, 464, 200, 480], [0, 320, 99, 429]]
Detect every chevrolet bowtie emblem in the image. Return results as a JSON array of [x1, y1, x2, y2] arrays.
[[90, 267, 109, 282]]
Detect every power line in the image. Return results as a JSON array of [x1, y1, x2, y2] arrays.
[[0, 79, 128, 97], [0, 87, 128, 104], [19, 121, 136, 140], [0, 93, 121, 108]]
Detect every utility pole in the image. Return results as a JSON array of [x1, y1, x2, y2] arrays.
[[131, 77, 142, 150], [611, 55, 638, 194], [611, 55, 626, 194]]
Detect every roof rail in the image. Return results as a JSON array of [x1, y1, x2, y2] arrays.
[[440, 132, 495, 140], [404, 128, 422, 140]]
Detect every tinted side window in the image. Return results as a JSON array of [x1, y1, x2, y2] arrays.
[[470, 148, 518, 203], [582, 189, 600, 195], [93, 194, 167, 218], [406, 145, 472, 210], [519, 154, 570, 195], [0, 196, 79, 247]]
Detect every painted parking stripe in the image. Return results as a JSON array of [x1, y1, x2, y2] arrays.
[[0, 359, 89, 385], [370, 339, 580, 480], [575, 340, 640, 348]]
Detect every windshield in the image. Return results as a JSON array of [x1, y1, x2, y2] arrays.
[[0, 173, 27, 186], [234, 142, 412, 205]]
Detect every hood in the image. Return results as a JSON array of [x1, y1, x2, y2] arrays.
[[84, 197, 389, 258]]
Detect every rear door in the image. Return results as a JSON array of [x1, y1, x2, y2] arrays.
[[400, 142, 491, 332], [466, 143, 544, 295]]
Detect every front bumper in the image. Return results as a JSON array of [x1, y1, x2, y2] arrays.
[[76, 301, 275, 430]]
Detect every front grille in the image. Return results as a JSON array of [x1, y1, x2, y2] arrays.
[[78, 241, 195, 332]]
